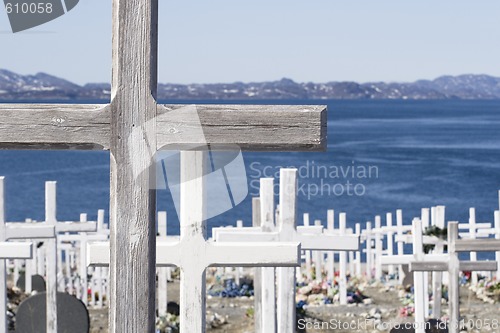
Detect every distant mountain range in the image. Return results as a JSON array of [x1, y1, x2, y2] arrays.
[[1, 69, 500, 100]]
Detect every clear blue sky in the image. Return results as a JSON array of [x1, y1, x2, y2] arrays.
[[1, 0, 499, 85]]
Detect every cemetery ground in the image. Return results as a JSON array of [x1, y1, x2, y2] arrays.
[[77, 270, 500, 333], [89, 279, 500, 333]]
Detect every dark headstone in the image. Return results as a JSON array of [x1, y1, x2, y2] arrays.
[[167, 301, 180, 316], [16, 292, 89, 333], [16, 274, 46, 293], [390, 319, 448, 333]]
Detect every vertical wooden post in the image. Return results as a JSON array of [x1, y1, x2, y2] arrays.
[[448, 222, 460, 333], [303, 213, 312, 280], [64, 245, 72, 295], [412, 218, 425, 333], [327, 209, 335, 282], [386, 212, 394, 276], [37, 244, 45, 276], [252, 197, 262, 333], [366, 222, 372, 279], [260, 178, 276, 332], [179, 151, 207, 332], [26, 251, 33, 293], [348, 251, 355, 277], [421, 209, 430, 317], [396, 209, 404, 284], [0, 177, 6, 333], [468, 208, 478, 285], [13, 260, 19, 291], [314, 220, 323, 280], [157, 211, 168, 318], [432, 206, 445, 318], [339, 213, 347, 305], [57, 242, 64, 291], [355, 223, 362, 277], [97, 209, 105, 308], [374, 216, 382, 280], [45, 181, 58, 333], [80, 213, 88, 306], [495, 211, 500, 280], [277, 169, 297, 333], [109, 0, 158, 331]]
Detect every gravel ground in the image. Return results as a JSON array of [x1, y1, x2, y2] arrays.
[[86, 280, 500, 333]]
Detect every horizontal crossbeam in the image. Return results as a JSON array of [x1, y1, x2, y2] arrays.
[[380, 254, 447, 265], [0, 104, 110, 149], [157, 104, 326, 151], [0, 104, 326, 151], [87, 241, 301, 268], [216, 230, 359, 251], [410, 260, 497, 272], [5, 224, 56, 240], [455, 239, 500, 252], [395, 234, 444, 245], [0, 242, 33, 259]]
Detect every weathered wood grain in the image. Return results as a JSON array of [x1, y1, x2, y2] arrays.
[[157, 104, 327, 151], [455, 239, 500, 252], [0, 104, 110, 149], [0, 103, 327, 152], [109, 0, 158, 332], [45, 181, 58, 333]]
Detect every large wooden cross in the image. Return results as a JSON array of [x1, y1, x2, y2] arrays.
[[0, 0, 326, 332]]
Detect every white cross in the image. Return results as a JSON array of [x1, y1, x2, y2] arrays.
[[88, 151, 302, 332], [458, 208, 493, 285], [409, 221, 500, 333], [1, 179, 67, 332], [215, 170, 359, 331], [57, 214, 108, 306], [0, 177, 34, 333], [0, 0, 326, 331], [379, 217, 446, 333]]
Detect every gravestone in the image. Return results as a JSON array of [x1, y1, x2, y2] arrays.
[[16, 274, 46, 293], [16, 292, 89, 333]]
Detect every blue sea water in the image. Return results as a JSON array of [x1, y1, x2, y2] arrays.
[[1, 100, 499, 242]]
